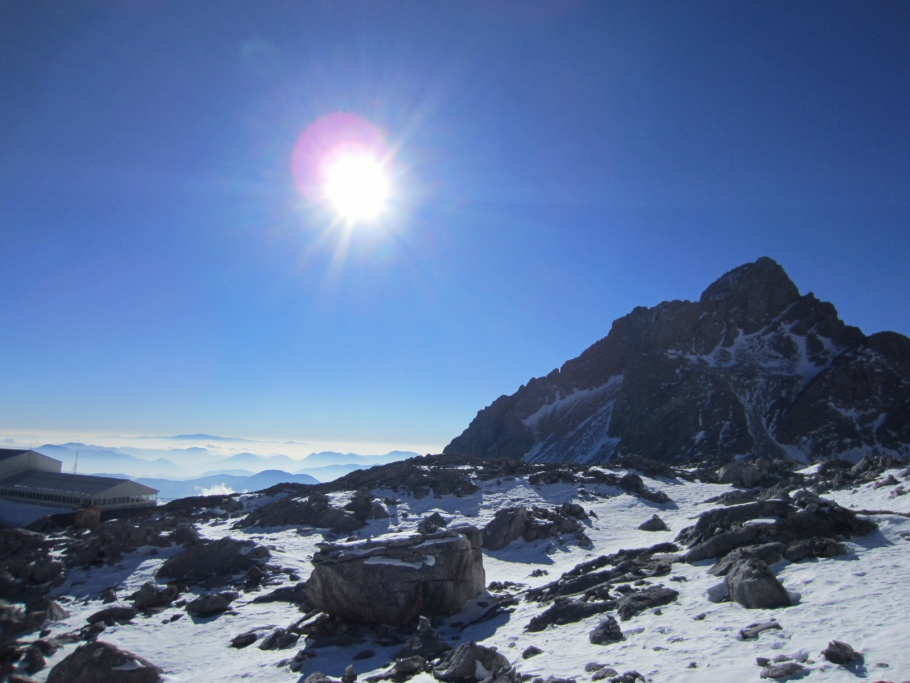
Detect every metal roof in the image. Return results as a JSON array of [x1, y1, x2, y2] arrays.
[[0, 470, 157, 497], [0, 448, 33, 461]]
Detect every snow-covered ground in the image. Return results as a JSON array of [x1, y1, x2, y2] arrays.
[[29, 467, 910, 682]]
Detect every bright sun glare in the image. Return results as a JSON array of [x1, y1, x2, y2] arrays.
[[323, 151, 390, 223]]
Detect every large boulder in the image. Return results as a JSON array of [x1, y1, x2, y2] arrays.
[[725, 559, 791, 609], [305, 527, 485, 626], [46, 641, 160, 683]]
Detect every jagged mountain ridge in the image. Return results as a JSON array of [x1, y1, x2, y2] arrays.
[[445, 257, 910, 465]]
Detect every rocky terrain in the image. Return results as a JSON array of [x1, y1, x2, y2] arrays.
[[2, 452, 909, 682], [444, 258, 910, 465]]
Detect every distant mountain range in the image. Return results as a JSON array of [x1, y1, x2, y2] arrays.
[[445, 257, 910, 466], [134, 470, 319, 501], [31, 443, 420, 497]]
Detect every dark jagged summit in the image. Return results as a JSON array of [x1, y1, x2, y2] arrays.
[[445, 257, 910, 466]]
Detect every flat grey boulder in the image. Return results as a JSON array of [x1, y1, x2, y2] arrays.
[[305, 527, 485, 626], [186, 591, 237, 617], [46, 641, 161, 683], [726, 559, 791, 609], [637, 515, 668, 532], [760, 661, 807, 679]]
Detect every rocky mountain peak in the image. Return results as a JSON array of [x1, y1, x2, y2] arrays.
[[445, 258, 910, 466], [698, 257, 801, 333]]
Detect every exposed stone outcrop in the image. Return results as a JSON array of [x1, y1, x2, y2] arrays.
[[677, 494, 876, 563], [481, 504, 588, 550], [156, 537, 270, 582], [236, 493, 362, 533], [305, 527, 485, 626], [444, 258, 910, 466], [46, 641, 161, 683]]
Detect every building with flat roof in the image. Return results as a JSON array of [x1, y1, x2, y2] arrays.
[[0, 448, 157, 510]]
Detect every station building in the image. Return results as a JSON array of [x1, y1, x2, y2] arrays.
[[0, 448, 158, 510]]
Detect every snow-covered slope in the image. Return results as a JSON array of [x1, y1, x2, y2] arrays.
[[22, 463, 910, 682]]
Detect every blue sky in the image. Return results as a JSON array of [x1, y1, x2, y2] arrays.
[[2, 1, 908, 452]]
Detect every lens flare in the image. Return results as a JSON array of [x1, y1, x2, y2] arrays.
[[291, 113, 393, 224], [323, 150, 389, 222]]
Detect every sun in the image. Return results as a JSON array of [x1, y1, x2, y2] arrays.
[[322, 150, 390, 223]]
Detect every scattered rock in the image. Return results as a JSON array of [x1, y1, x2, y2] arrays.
[[186, 592, 237, 617], [417, 511, 448, 534], [740, 620, 782, 640], [130, 582, 179, 610], [821, 640, 863, 665], [251, 582, 311, 607], [395, 616, 452, 660], [526, 599, 613, 632], [522, 646, 543, 659], [616, 586, 678, 620], [230, 631, 259, 648], [725, 559, 791, 609], [432, 643, 515, 682], [86, 605, 138, 626], [709, 543, 784, 576], [589, 616, 623, 644], [759, 661, 807, 679], [258, 628, 299, 650], [46, 641, 161, 683], [637, 515, 668, 532], [783, 537, 847, 563]]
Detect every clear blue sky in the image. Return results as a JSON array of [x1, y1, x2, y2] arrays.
[[2, 1, 908, 452]]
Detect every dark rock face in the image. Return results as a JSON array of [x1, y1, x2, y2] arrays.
[[725, 559, 791, 609], [46, 641, 160, 683], [305, 527, 485, 626], [677, 494, 875, 563], [236, 493, 362, 533], [156, 537, 270, 582], [481, 504, 587, 550], [444, 258, 910, 465]]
